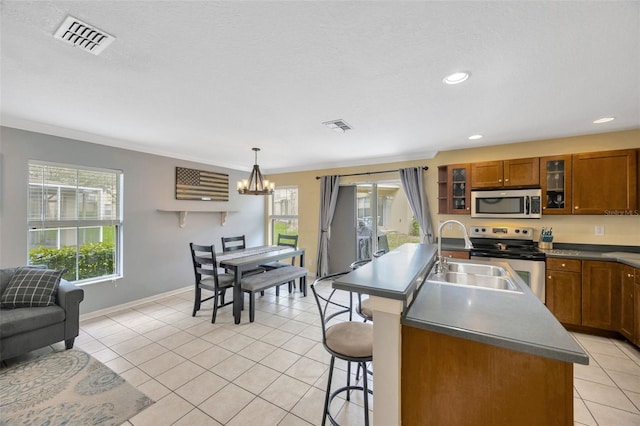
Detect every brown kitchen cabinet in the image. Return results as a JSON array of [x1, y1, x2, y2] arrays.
[[621, 265, 636, 341], [548, 257, 640, 347], [546, 258, 582, 325], [437, 166, 448, 214], [471, 157, 540, 189], [441, 250, 470, 260], [582, 260, 621, 330], [635, 268, 640, 346], [541, 154, 572, 215], [437, 164, 470, 214], [402, 326, 574, 425], [572, 149, 638, 215], [471, 160, 503, 189]]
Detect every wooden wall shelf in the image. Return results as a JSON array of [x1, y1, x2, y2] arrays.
[[157, 209, 236, 227]]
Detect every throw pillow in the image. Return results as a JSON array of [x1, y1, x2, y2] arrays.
[[0, 267, 66, 309]]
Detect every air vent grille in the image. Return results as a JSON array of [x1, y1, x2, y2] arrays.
[[53, 16, 115, 55], [323, 119, 353, 133]]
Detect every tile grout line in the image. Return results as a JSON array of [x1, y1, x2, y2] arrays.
[[72, 288, 640, 426], [576, 343, 640, 419]]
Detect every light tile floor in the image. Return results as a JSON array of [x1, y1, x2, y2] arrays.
[[571, 332, 640, 426], [5, 281, 640, 426]]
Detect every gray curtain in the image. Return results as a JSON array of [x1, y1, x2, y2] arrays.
[[400, 167, 434, 243], [316, 175, 340, 276]]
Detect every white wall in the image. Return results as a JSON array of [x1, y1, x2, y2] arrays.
[[0, 126, 265, 314]]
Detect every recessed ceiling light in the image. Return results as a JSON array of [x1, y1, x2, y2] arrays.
[[443, 72, 470, 85], [593, 117, 615, 124], [468, 134, 483, 140]]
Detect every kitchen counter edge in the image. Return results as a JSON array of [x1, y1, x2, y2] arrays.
[[403, 274, 589, 365], [334, 242, 588, 365]]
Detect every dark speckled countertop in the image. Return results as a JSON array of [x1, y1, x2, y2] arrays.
[[334, 242, 589, 365], [442, 238, 640, 268], [543, 248, 640, 268], [403, 256, 589, 365]]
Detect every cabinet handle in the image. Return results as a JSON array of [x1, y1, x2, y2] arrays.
[[548, 276, 552, 280], [574, 206, 579, 209], [561, 263, 566, 267], [629, 273, 634, 278], [505, 178, 509, 182], [499, 178, 503, 182]]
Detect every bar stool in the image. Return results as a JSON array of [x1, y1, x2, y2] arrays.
[[311, 273, 373, 426], [350, 249, 385, 323], [348, 259, 375, 381]]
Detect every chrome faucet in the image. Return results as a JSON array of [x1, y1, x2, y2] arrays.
[[436, 220, 473, 274]]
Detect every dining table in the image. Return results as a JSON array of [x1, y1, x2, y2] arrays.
[[217, 245, 305, 324]]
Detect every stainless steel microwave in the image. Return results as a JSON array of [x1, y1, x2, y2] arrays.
[[471, 189, 542, 219]]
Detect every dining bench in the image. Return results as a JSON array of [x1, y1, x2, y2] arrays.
[[241, 265, 308, 322]]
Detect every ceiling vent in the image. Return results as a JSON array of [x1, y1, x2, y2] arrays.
[[53, 15, 115, 55], [323, 119, 353, 133]]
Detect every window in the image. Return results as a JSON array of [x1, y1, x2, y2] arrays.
[[270, 186, 298, 244], [28, 162, 123, 284]]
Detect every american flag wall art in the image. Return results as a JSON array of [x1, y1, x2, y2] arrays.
[[175, 167, 229, 201]]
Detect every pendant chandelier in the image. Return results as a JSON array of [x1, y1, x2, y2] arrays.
[[237, 147, 275, 195]]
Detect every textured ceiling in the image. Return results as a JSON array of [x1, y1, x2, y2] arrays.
[[1, 1, 638, 173]]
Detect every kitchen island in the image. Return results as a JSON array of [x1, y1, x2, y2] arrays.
[[333, 243, 588, 426]]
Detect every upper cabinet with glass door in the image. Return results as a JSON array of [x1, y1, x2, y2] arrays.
[[449, 164, 471, 214], [437, 164, 470, 214], [541, 155, 572, 215]]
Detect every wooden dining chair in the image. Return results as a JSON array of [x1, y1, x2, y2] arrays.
[[261, 234, 299, 294], [221, 235, 247, 252], [189, 243, 234, 323], [221, 235, 265, 277]]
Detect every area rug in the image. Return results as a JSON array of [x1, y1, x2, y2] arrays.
[[0, 349, 154, 425]]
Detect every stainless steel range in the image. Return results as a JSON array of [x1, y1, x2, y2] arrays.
[[468, 225, 546, 302]]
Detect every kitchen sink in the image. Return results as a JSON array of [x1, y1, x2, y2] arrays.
[[446, 262, 506, 277], [440, 272, 519, 291], [427, 261, 521, 293]]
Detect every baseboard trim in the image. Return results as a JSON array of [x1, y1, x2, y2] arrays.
[[80, 286, 191, 321], [80, 273, 318, 321]]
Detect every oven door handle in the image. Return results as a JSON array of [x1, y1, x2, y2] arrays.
[[525, 195, 530, 215]]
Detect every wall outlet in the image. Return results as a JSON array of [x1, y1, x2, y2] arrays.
[[595, 225, 605, 236]]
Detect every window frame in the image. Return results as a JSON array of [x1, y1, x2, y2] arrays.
[[27, 160, 124, 284], [270, 185, 299, 245]]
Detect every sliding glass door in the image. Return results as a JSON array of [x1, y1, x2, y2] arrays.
[[329, 180, 420, 273]]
